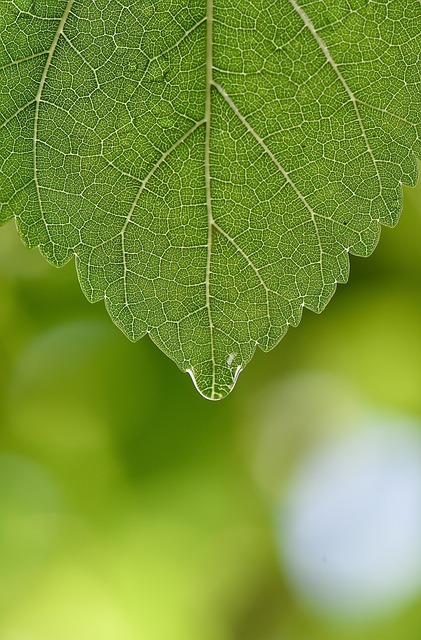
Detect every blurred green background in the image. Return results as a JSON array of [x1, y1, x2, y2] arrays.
[[0, 174, 420, 640]]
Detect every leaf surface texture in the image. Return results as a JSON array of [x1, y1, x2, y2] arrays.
[[0, 0, 420, 398]]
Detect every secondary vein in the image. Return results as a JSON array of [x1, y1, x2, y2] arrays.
[[33, 0, 75, 247], [287, 0, 383, 207]]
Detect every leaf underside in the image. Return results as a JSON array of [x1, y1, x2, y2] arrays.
[[0, 0, 420, 399]]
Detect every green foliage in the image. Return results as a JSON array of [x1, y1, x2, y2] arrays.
[[0, 0, 419, 399]]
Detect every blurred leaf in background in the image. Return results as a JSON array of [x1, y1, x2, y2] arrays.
[[0, 173, 420, 638]]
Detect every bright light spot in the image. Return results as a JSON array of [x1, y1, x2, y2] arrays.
[[278, 416, 421, 618]]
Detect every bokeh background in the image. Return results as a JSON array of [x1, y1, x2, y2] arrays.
[[0, 173, 420, 640]]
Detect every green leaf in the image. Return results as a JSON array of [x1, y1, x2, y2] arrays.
[[0, 1, 419, 400]]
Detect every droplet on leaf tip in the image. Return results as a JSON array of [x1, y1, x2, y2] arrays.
[[186, 364, 243, 401]]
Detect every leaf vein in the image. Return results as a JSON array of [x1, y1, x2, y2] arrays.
[[212, 80, 326, 290], [33, 0, 76, 250], [288, 0, 384, 210]]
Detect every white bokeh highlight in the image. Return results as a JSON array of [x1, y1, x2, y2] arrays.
[[279, 416, 421, 618]]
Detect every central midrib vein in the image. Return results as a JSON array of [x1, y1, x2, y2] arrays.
[[205, 0, 216, 396]]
